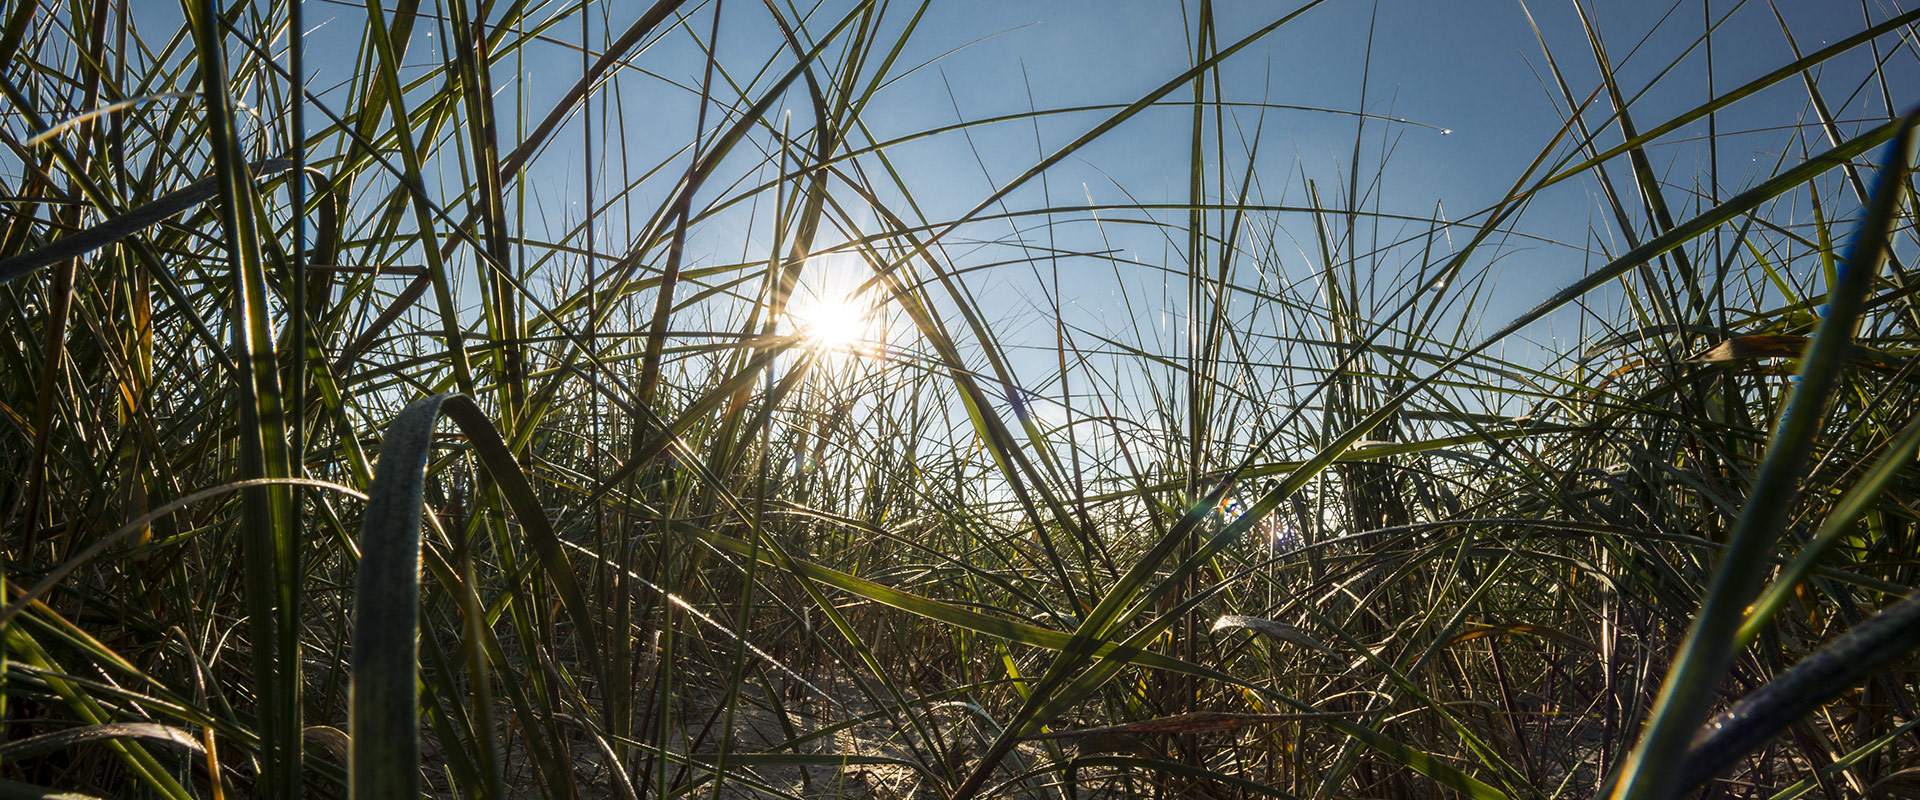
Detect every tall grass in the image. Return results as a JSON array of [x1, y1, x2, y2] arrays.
[[2, 1, 1918, 798]]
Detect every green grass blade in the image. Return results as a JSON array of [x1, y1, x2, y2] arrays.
[[1736, 412, 1920, 647], [185, 1, 301, 794], [349, 394, 444, 799], [1609, 109, 1920, 800], [351, 392, 608, 798]]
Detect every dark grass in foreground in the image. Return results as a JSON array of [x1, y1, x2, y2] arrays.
[[3, 2, 1920, 799]]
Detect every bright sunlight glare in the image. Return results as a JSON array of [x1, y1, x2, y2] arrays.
[[791, 293, 870, 351]]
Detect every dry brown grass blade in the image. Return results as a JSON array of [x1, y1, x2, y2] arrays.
[[1687, 334, 1903, 370]]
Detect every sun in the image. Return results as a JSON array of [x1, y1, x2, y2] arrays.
[[791, 292, 870, 351]]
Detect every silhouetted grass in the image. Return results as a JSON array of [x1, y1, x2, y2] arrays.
[[2, 2, 1919, 798]]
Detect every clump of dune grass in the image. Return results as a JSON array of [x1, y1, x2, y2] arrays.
[[2, 1, 1919, 799]]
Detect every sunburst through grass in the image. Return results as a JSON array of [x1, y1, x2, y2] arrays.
[[791, 291, 872, 352], [5, 2, 1919, 798], [786, 259, 888, 369]]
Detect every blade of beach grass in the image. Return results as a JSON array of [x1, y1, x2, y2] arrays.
[[348, 395, 440, 800], [0, 160, 294, 284], [356, 0, 477, 397], [351, 393, 606, 798], [0, 723, 203, 762], [1607, 109, 1920, 800], [1735, 412, 1920, 648], [185, 1, 302, 795]]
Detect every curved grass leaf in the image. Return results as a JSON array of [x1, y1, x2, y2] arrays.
[[351, 392, 601, 799], [349, 395, 442, 800], [1210, 615, 1335, 655], [1681, 592, 1920, 791], [0, 723, 203, 761]]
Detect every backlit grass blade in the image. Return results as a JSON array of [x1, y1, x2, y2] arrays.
[[0, 724, 202, 761], [185, 1, 301, 795], [349, 395, 442, 800], [1608, 109, 1920, 800]]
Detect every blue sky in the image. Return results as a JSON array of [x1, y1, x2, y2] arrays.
[[478, 0, 1910, 429], [110, 0, 1917, 440], [167, 0, 1904, 316]]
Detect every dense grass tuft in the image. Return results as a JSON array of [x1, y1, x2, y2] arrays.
[[2, 2, 1919, 798]]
